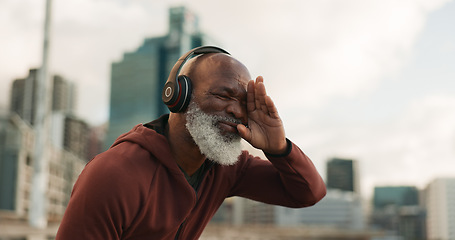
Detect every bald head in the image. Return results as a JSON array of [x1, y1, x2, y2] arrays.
[[180, 53, 251, 94]]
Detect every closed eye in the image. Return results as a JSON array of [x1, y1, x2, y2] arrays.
[[215, 94, 230, 100], [209, 87, 246, 103], [208, 91, 231, 100]]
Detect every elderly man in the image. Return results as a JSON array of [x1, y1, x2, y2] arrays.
[[56, 46, 326, 240]]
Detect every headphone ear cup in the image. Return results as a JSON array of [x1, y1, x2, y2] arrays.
[[168, 75, 192, 113]]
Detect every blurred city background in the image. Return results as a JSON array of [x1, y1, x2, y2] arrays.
[[1, 0, 455, 239]]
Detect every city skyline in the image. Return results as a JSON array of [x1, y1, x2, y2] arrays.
[[1, 0, 455, 199]]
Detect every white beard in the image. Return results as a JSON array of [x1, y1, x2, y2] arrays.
[[185, 101, 242, 166]]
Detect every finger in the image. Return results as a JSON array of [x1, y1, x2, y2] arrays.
[[237, 124, 252, 142], [256, 75, 264, 84], [265, 96, 280, 119], [256, 81, 269, 114], [247, 80, 255, 112], [254, 77, 262, 111]]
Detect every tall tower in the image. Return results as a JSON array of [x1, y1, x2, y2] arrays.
[[425, 178, 455, 240], [52, 75, 75, 113], [10, 69, 39, 125], [10, 71, 75, 122], [105, 6, 212, 149], [326, 158, 359, 193]]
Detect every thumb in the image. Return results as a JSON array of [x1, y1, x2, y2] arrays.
[[237, 124, 252, 142]]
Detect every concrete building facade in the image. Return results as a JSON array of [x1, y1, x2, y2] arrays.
[[425, 178, 455, 240], [1, 69, 88, 226], [10, 70, 76, 127]]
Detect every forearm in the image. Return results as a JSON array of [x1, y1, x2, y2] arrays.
[[265, 140, 326, 207], [230, 141, 326, 208]]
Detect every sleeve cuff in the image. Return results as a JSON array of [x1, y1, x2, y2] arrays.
[[264, 138, 293, 157]]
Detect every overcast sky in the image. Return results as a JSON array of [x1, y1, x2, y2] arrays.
[[1, 0, 454, 198]]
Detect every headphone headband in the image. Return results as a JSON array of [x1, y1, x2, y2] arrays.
[[162, 46, 230, 112]]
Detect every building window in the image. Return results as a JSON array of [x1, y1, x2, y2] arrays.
[[26, 155, 32, 166]]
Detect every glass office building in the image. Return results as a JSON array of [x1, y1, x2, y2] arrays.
[[105, 6, 214, 149], [326, 158, 359, 193]]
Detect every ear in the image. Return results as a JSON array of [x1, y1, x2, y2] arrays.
[[168, 75, 192, 113]]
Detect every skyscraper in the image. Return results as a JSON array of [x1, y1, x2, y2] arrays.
[[326, 158, 358, 193], [0, 113, 83, 223], [1, 69, 88, 226], [10, 69, 75, 126], [10, 69, 39, 125], [105, 6, 214, 149], [52, 75, 75, 113], [63, 116, 89, 159], [425, 178, 455, 240], [371, 186, 425, 240]]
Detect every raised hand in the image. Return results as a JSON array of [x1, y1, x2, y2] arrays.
[[237, 76, 287, 155]]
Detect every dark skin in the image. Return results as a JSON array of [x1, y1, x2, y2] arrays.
[[166, 53, 287, 176]]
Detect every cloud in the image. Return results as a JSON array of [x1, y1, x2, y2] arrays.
[[300, 94, 455, 197], [183, 0, 451, 112], [0, 0, 451, 123], [0, 0, 45, 108], [0, 0, 169, 122], [49, 0, 168, 124]]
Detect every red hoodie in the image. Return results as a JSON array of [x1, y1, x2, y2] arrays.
[[56, 115, 326, 240]]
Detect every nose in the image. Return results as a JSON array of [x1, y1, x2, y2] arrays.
[[226, 101, 248, 125]]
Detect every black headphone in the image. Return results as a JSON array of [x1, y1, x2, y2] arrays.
[[162, 46, 230, 113]]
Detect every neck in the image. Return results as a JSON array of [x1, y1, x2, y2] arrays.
[[166, 113, 205, 176]]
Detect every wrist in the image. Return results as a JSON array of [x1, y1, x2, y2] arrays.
[[264, 139, 292, 157]]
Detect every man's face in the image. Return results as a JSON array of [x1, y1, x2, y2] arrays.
[[190, 54, 251, 137], [184, 54, 251, 164]]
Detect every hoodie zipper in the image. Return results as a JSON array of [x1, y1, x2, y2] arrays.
[[174, 189, 198, 240], [174, 162, 215, 240], [174, 221, 186, 240]]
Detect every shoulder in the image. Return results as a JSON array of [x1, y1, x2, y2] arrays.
[[94, 141, 154, 170], [71, 141, 163, 207], [59, 143, 160, 239]]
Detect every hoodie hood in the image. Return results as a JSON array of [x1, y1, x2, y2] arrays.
[[110, 114, 181, 174]]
